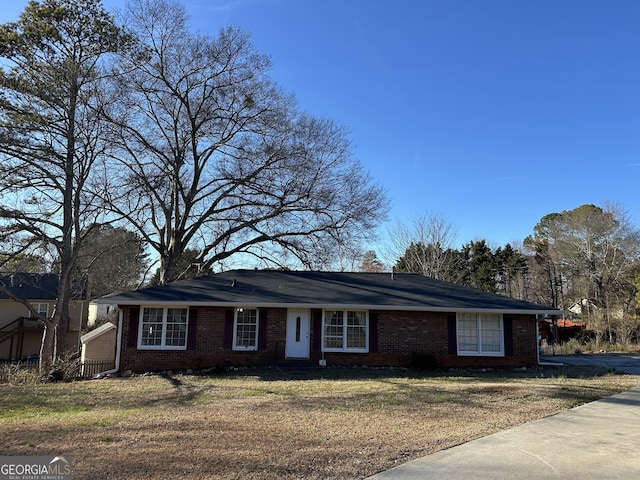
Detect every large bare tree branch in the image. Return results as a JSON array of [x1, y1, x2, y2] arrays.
[[101, 0, 388, 283]]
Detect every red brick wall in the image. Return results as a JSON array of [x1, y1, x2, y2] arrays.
[[119, 306, 538, 372], [119, 306, 287, 372], [317, 312, 538, 368]]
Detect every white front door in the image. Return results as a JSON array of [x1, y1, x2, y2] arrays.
[[285, 309, 310, 359]]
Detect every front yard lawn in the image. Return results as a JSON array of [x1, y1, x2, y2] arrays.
[[1, 365, 637, 479]]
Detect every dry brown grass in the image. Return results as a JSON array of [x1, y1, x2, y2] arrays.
[[1, 365, 638, 479]]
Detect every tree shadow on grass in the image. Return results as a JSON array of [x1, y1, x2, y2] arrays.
[[221, 363, 626, 383]]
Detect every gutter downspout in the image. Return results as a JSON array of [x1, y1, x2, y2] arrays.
[[536, 315, 540, 365], [95, 308, 123, 377]]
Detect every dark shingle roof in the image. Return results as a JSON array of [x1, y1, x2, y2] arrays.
[[96, 270, 559, 314], [0, 273, 59, 300]]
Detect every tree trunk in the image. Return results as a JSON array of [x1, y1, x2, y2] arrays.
[[39, 320, 58, 375], [55, 271, 72, 355]]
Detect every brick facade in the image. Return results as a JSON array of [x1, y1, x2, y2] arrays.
[[119, 306, 539, 372]]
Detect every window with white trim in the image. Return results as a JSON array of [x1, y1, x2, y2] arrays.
[[29, 302, 49, 317], [233, 308, 258, 351], [139, 307, 188, 350], [323, 310, 368, 353], [457, 312, 504, 356]]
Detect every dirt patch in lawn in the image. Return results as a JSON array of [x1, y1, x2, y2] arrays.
[[1, 365, 638, 479]]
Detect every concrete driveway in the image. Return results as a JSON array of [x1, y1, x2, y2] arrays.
[[542, 353, 640, 375], [366, 354, 640, 480], [366, 387, 640, 480]]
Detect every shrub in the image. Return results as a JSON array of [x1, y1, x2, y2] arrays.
[[48, 352, 82, 382], [0, 362, 42, 385], [410, 353, 438, 370]]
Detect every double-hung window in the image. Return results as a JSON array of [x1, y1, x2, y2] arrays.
[[139, 307, 188, 350], [233, 308, 258, 351], [27, 302, 49, 326], [322, 310, 368, 353], [457, 312, 503, 356], [30, 302, 49, 318]]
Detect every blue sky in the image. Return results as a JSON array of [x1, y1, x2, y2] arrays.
[[2, 0, 639, 255]]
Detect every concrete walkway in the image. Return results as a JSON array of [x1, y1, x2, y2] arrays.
[[366, 359, 640, 479]]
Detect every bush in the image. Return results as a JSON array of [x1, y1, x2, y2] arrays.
[[546, 339, 640, 355], [0, 362, 42, 385], [48, 352, 82, 382], [410, 353, 439, 370]]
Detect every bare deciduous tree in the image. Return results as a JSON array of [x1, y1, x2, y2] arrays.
[[387, 211, 458, 281], [103, 0, 387, 283], [528, 203, 640, 343]]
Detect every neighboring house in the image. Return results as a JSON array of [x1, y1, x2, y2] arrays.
[[539, 318, 586, 345], [568, 298, 624, 321], [0, 273, 88, 361], [92, 270, 561, 373], [568, 298, 592, 317], [87, 303, 118, 328]]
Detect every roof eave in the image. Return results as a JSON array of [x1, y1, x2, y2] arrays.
[[80, 322, 116, 344], [93, 299, 561, 316]]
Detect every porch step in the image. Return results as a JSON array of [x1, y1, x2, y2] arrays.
[[275, 359, 320, 373]]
